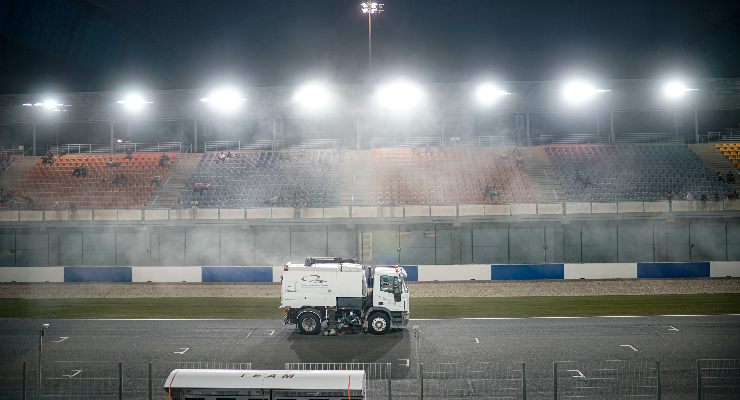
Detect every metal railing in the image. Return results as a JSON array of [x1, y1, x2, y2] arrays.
[[47, 143, 111, 155], [114, 142, 182, 153], [698, 359, 740, 399], [554, 359, 660, 399], [371, 137, 443, 148]]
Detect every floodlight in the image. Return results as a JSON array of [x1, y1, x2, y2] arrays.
[[117, 93, 153, 112], [561, 79, 610, 106], [200, 87, 246, 113], [662, 80, 698, 100], [475, 83, 511, 106], [293, 82, 332, 110], [21, 99, 69, 112], [361, 2, 384, 14], [376, 80, 424, 111]]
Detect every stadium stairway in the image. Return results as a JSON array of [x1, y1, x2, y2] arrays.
[[519, 147, 566, 202], [689, 143, 740, 193], [0, 156, 38, 190], [338, 150, 374, 206], [146, 153, 203, 208]]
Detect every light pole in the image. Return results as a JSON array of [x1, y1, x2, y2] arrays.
[[361, 2, 384, 75], [37, 323, 49, 400]]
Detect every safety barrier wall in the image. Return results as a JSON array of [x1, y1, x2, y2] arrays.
[[1, 199, 739, 223], [1, 261, 739, 282]]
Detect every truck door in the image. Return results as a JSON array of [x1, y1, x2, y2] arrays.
[[375, 275, 403, 311]]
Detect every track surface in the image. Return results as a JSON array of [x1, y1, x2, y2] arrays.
[[1, 316, 739, 399]]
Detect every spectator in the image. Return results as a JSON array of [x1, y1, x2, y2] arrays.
[[112, 174, 120, 184], [193, 182, 208, 195], [218, 151, 226, 163], [686, 192, 694, 201], [700, 193, 708, 201], [69, 202, 77, 211], [53, 201, 61, 210], [728, 190, 739, 199], [714, 192, 721, 201], [727, 171, 736, 184], [119, 175, 126, 184], [515, 154, 524, 168], [666, 192, 673, 202], [151, 175, 162, 186], [716, 172, 725, 183], [159, 153, 170, 167], [190, 199, 199, 209], [226, 151, 233, 159], [125, 147, 134, 160], [21, 195, 33, 208]]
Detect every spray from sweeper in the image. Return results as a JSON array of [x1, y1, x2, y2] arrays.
[[280, 257, 410, 335]]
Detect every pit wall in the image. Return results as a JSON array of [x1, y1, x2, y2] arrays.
[[2, 261, 738, 283]]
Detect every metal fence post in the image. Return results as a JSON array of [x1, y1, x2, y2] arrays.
[[386, 362, 392, 400], [118, 362, 123, 400], [418, 362, 424, 400], [553, 362, 558, 400], [696, 360, 702, 400], [522, 362, 527, 400], [656, 360, 661, 400], [22, 361, 26, 400], [148, 362, 153, 400]]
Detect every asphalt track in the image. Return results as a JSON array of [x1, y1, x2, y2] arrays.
[[1, 315, 739, 399]]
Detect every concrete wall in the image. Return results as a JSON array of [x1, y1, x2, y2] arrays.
[[0, 219, 736, 268]]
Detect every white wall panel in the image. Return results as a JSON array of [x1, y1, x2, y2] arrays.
[[564, 263, 637, 279]]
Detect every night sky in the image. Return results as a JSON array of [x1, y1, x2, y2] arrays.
[[0, 0, 738, 94]]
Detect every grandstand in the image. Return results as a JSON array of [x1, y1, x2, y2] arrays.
[[371, 146, 536, 205], [177, 149, 342, 208], [545, 144, 729, 202], [2, 153, 174, 209], [0, 143, 738, 209]]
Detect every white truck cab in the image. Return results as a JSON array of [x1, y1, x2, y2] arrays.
[[280, 257, 410, 335]]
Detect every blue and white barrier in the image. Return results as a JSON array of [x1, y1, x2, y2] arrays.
[[491, 264, 564, 280], [0, 261, 739, 282]]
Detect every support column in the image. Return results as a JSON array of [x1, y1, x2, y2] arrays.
[[525, 113, 530, 145], [694, 110, 699, 143], [272, 118, 278, 150], [193, 119, 198, 152], [596, 112, 600, 138], [32, 123, 37, 155], [356, 116, 361, 150], [110, 121, 115, 154], [610, 111, 615, 144]]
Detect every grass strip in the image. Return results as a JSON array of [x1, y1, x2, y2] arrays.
[[1, 294, 739, 319]]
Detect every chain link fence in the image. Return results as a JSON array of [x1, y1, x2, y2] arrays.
[[554, 359, 660, 399], [420, 361, 526, 400], [4, 358, 739, 399], [698, 359, 740, 400]]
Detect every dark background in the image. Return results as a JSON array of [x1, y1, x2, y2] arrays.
[[0, 0, 738, 95]]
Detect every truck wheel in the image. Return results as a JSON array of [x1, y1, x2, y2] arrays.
[[368, 312, 390, 335], [297, 312, 321, 335]]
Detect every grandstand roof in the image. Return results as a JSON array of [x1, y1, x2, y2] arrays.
[[1, 79, 739, 124]]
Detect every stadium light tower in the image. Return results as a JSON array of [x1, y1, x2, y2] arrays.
[[662, 80, 698, 101], [293, 82, 333, 111], [361, 2, 384, 75], [475, 83, 511, 107], [200, 87, 246, 114], [376, 80, 424, 112], [561, 79, 611, 106], [21, 98, 70, 156], [116, 93, 153, 113]]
